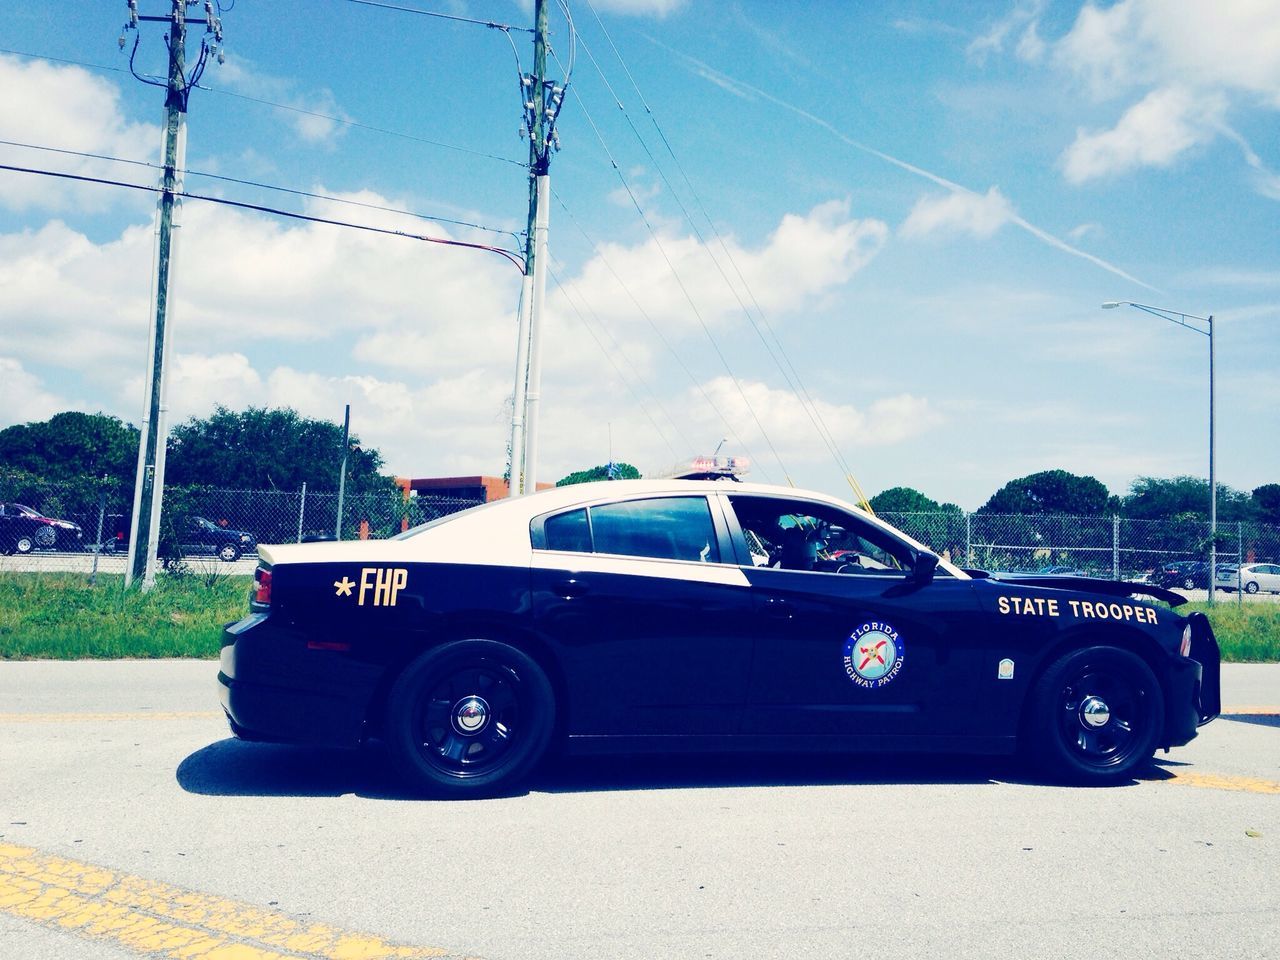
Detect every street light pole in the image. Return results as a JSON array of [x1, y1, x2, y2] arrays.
[[1102, 301, 1216, 604]]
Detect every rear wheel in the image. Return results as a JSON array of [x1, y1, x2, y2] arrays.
[[1027, 645, 1163, 785], [1245, 581, 1259, 595], [384, 640, 554, 798]]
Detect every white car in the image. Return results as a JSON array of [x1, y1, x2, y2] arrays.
[[1217, 562, 1280, 594]]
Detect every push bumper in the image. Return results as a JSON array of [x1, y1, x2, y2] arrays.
[[1161, 612, 1222, 748]]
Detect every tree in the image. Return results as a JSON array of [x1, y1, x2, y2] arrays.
[[869, 486, 962, 515], [0, 411, 138, 483], [165, 406, 389, 492], [979, 469, 1112, 516], [1123, 476, 1256, 522], [556, 462, 641, 486], [1252, 484, 1280, 525]]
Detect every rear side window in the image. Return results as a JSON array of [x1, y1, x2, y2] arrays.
[[591, 498, 719, 563], [544, 508, 591, 552], [534, 497, 720, 564]]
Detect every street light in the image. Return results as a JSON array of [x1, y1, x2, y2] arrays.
[[1102, 300, 1217, 604]]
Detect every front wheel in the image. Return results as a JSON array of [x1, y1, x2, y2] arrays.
[[384, 640, 555, 798], [1026, 645, 1163, 785], [217, 543, 242, 563], [15, 535, 34, 555]]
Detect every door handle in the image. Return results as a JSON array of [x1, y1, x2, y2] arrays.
[[553, 578, 589, 600], [761, 595, 792, 619]]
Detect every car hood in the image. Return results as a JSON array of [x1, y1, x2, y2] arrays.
[[978, 572, 1188, 607]]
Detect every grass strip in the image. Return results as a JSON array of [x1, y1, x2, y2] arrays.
[[0, 572, 246, 659], [1181, 600, 1280, 663]]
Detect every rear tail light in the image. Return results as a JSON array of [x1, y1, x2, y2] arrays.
[[1180, 624, 1192, 658], [254, 567, 272, 605]]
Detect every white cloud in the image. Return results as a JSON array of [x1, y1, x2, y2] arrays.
[[1067, 222, 1102, 241], [690, 378, 942, 467], [559, 200, 887, 331], [968, 1, 1046, 65], [0, 55, 159, 213], [1055, 0, 1280, 106], [135, 358, 518, 478], [900, 187, 1014, 239], [121, 353, 265, 423], [216, 57, 350, 145], [1051, 1, 1280, 191], [587, 0, 686, 16], [0, 358, 63, 428], [1061, 87, 1224, 183]]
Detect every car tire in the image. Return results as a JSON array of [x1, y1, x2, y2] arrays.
[[33, 526, 56, 549], [1245, 581, 1259, 595], [218, 544, 242, 563], [384, 639, 555, 798], [1026, 645, 1163, 786], [15, 535, 34, 555], [1182, 576, 1196, 590]]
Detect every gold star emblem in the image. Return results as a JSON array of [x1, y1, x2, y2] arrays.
[[333, 576, 355, 597]]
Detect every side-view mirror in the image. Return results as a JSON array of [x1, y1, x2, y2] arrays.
[[912, 550, 939, 585]]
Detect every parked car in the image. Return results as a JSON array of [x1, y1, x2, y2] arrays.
[[180, 515, 257, 562], [220, 477, 1220, 797], [1216, 562, 1280, 595], [1152, 560, 1213, 591], [0, 502, 85, 554]]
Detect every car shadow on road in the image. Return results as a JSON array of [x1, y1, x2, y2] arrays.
[[176, 738, 1146, 800]]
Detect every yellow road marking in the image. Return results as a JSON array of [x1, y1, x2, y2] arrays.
[[1167, 772, 1280, 795], [0, 711, 222, 723], [0, 844, 455, 959]]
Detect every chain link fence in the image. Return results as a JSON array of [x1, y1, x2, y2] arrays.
[[0, 472, 480, 578], [3, 470, 1277, 594], [881, 510, 1280, 589]]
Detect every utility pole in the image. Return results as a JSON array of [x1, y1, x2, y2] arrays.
[[509, 0, 568, 495], [120, 0, 223, 589], [336, 404, 350, 540]]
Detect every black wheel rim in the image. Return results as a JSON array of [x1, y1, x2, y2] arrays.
[[1057, 664, 1149, 769], [412, 659, 524, 778]]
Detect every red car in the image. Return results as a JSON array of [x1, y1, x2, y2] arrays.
[[0, 502, 85, 554]]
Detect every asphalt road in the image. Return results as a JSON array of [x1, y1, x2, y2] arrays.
[[1, 661, 1277, 960]]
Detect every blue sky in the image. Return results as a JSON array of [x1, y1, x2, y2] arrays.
[[1, 1, 1276, 509]]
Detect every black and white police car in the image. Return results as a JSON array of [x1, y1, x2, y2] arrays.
[[219, 476, 1220, 796]]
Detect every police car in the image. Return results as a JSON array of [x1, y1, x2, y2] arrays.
[[218, 476, 1220, 796]]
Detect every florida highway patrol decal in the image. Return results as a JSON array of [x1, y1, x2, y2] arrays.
[[843, 621, 904, 688]]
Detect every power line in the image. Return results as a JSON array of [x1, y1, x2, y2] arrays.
[[547, 265, 681, 461], [0, 138, 522, 240], [562, 73, 786, 483], [552, 185, 769, 481], [0, 46, 525, 168], [344, 0, 532, 32], [0, 162, 526, 270], [578, 8, 869, 502]]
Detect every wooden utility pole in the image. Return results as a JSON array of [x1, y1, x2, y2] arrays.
[[121, 0, 222, 588], [126, 0, 187, 589], [509, 0, 566, 495]]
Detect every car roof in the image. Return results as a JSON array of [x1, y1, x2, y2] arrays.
[[260, 477, 966, 579]]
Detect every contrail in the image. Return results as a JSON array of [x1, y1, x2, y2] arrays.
[[646, 35, 1159, 293]]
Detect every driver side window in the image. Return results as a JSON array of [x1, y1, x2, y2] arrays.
[[726, 495, 912, 576]]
